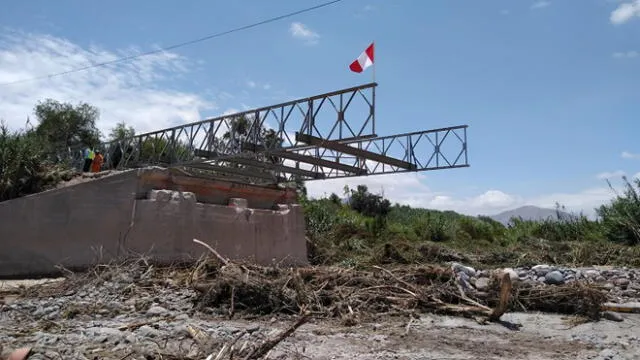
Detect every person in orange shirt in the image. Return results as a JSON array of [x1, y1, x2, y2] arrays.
[[91, 150, 104, 172]]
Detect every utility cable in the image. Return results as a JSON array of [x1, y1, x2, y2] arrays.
[[0, 0, 344, 86]]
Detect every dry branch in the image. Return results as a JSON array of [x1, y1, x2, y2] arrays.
[[192, 256, 606, 322], [243, 313, 310, 360]]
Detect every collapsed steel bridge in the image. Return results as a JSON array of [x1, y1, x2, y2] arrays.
[[82, 83, 469, 185]]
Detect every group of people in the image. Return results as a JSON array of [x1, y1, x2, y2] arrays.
[[82, 147, 104, 173]]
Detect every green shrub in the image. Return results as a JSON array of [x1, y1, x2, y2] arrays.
[[597, 177, 640, 245], [0, 122, 69, 201]]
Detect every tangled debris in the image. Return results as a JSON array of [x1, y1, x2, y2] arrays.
[[190, 239, 607, 323]]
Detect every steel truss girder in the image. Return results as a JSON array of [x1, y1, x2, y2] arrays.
[[70, 82, 379, 171], [55, 83, 470, 185], [180, 125, 469, 184]]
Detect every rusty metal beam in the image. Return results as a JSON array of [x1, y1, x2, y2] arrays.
[[294, 133, 416, 170], [272, 151, 367, 175], [220, 157, 326, 179], [187, 162, 276, 181]]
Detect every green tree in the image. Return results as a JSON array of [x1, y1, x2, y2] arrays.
[[220, 115, 284, 161], [108, 121, 135, 141], [349, 184, 391, 217], [34, 99, 101, 152]]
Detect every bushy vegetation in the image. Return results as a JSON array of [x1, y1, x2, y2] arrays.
[[0, 99, 92, 201], [301, 183, 640, 268]]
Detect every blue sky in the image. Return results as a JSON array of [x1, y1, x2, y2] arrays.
[[1, 0, 639, 216]]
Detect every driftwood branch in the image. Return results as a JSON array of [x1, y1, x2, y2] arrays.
[[243, 313, 310, 360]]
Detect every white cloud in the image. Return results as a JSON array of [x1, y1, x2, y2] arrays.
[[363, 5, 376, 12], [622, 151, 640, 159], [222, 108, 240, 116], [355, 4, 378, 19], [0, 30, 215, 136], [596, 170, 626, 179], [612, 51, 639, 59], [531, 1, 551, 9], [289, 22, 320, 45], [610, 0, 640, 24], [244, 80, 272, 91]]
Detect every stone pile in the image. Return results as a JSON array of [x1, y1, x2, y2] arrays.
[[451, 262, 640, 302]]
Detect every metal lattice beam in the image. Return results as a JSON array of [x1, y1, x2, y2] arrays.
[[184, 125, 469, 184], [57, 83, 469, 185]]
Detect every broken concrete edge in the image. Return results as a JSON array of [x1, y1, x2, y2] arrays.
[[134, 167, 298, 210], [147, 189, 298, 215]]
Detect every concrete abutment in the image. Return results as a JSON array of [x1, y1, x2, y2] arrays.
[[0, 168, 308, 278]]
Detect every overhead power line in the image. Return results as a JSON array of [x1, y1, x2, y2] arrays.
[[0, 0, 344, 87]]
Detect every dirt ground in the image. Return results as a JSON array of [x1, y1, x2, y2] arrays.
[[2, 272, 639, 360], [263, 312, 638, 360]]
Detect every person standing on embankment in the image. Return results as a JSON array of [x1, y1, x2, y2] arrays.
[[82, 147, 94, 172], [90, 150, 104, 172]]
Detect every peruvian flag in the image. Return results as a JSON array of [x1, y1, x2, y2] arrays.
[[349, 42, 374, 73]]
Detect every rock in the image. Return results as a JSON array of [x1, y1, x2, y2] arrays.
[[532, 264, 552, 276], [175, 313, 189, 321], [603, 283, 615, 291], [502, 268, 519, 282], [457, 272, 472, 290], [137, 325, 160, 338], [584, 269, 600, 278], [575, 270, 582, 279], [146, 306, 169, 316], [602, 311, 624, 322], [614, 278, 630, 289], [599, 348, 617, 360], [544, 271, 565, 285], [474, 278, 490, 291], [452, 263, 476, 277]]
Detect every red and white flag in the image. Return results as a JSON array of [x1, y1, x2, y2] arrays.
[[349, 42, 374, 73]]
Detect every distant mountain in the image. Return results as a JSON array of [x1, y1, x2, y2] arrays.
[[487, 205, 573, 226]]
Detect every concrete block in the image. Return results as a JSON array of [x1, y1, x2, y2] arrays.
[[182, 192, 197, 204], [228, 198, 248, 208], [273, 204, 289, 211], [149, 189, 172, 202]]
